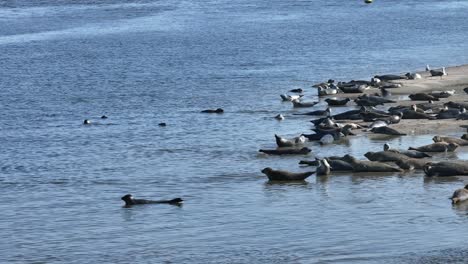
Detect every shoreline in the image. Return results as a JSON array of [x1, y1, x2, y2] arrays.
[[331, 64, 468, 136]]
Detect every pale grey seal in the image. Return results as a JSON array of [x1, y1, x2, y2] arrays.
[[316, 159, 332, 176], [409, 142, 458, 152], [274, 134, 306, 148], [261, 167, 314, 181], [121, 194, 183, 207], [432, 136, 468, 146]]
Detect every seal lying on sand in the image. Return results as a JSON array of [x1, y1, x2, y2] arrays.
[[370, 126, 406, 136], [342, 154, 403, 172], [451, 185, 468, 204], [292, 99, 319, 108], [364, 151, 408, 162], [259, 147, 311, 155], [432, 136, 468, 146], [394, 159, 430, 170], [424, 162, 468, 177], [409, 142, 458, 152], [201, 108, 224, 113], [261, 167, 314, 181], [275, 134, 306, 147], [325, 98, 350, 106], [409, 93, 440, 101], [121, 194, 183, 206], [384, 143, 431, 158]]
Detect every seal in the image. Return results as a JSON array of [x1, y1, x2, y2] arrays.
[[370, 126, 406, 136], [281, 94, 303, 101], [424, 162, 468, 177], [408, 93, 440, 101], [83, 119, 91, 125], [274, 114, 285, 121], [394, 158, 430, 170], [342, 154, 403, 172], [201, 108, 224, 113], [451, 185, 468, 204], [383, 143, 431, 158], [289, 88, 303, 93], [316, 159, 332, 176], [275, 134, 306, 148], [364, 151, 408, 162], [293, 107, 331, 116], [291, 99, 318, 108], [409, 142, 458, 152], [261, 167, 314, 181], [373, 74, 407, 81], [158, 123, 167, 127], [259, 147, 311, 155], [432, 136, 468, 146], [325, 98, 350, 106], [101, 115, 108, 119], [436, 108, 465, 119], [121, 194, 183, 206], [430, 67, 446, 77]]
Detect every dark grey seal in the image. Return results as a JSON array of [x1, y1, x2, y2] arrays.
[[424, 162, 468, 177], [292, 100, 319, 108], [83, 119, 91, 125], [201, 108, 224, 113], [408, 93, 440, 101], [121, 194, 183, 207], [370, 126, 406, 136], [394, 159, 430, 170], [451, 185, 468, 204], [373, 74, 407, 81], [342, 154, 403, 172], [261, 167, 314, 181], [325, 98, 350, 106], [259, 147, 312, 155], [364, 151, 408, 162]]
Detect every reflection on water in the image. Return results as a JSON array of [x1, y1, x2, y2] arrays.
[[1, 0, 468, 263]]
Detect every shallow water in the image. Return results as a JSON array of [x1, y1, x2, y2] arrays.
[[1, 0, 468, 263]]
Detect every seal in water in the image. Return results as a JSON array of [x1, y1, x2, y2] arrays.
[[274, 134, 306, 148], [158, 123, 167, 127], [101, 115, 108, 119], [201, 108, 224, 113], [342, 154, 403, 172], [432, 136, 468, 146], [259, 147, 312, 155], [289, 88, 303, 93], [293, 107, 331, 116], [83, 119, 91, 125], [316, 159, 332, 176], [121, 194, 183, 206], [261, 167, 314, 181], [409, 142, 458, 152], [274, 114, 284, 121], [451, 185, 468, 204], [424, 162, 468, 177]]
